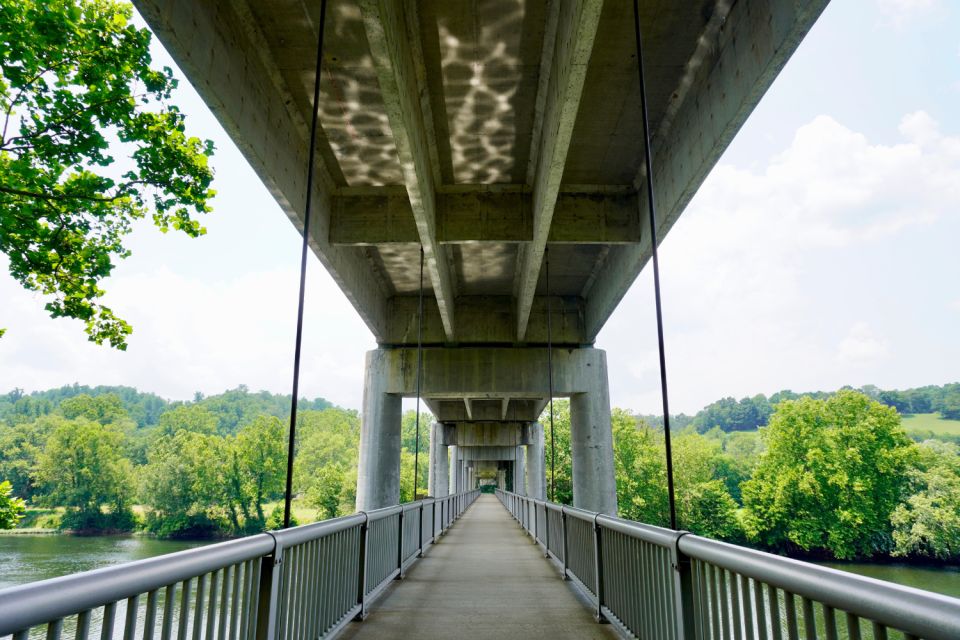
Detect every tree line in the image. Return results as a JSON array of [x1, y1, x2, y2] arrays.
[[637, 382, 960, 434], [1, 385, 958, 563], [0, 386, 429, 538]]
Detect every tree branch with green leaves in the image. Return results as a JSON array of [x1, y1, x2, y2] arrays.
[[0, 0, 215, 348]]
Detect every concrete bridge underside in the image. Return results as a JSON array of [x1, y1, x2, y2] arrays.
[[134, 0, 828, 514]]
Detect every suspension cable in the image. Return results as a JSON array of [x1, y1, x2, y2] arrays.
[[633, 0, 678, 530], [283, 0, 328, 530], [413, 247, 425, 500], [546, 247, 556, 502]]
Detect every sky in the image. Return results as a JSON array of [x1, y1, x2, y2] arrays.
[[1, 0, 958, 415]]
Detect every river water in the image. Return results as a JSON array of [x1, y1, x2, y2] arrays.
[[0, 534, 208, 590]]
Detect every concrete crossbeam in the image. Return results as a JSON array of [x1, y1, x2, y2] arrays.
[[516, 0, 604, 341], [360, 0, 456, 341], [329, 188, 640, 245], [384, 296, 587, 346]]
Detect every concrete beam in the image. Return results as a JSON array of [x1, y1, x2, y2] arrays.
[[330, 188, 640, 245], [360, 0, 456, 340], [133, 0, 389, 340], [463, 397, 473, 420], [384, 296, 587, 346], [515, 0, 604, 341], [584, 0, 829, 339], [374, 346, 610, 398]]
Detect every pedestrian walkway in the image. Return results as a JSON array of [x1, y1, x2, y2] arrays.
[[337, 494, 617, 639]]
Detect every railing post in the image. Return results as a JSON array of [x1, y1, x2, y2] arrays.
[[593, 516, 607, 624], [533, 500, 538, 543], [561, 508, 569, 580], [544, 504, 550, 558], [354, 514, 369, 621], [396, 509, 405, 579], [418, 502, 424, 558], [255, 544, 283, 640], [673, 533, 696, 640]]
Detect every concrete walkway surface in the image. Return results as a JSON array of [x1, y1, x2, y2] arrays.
[[337, 494, 618, 639]]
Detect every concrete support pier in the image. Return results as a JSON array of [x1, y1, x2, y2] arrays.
[[428, 422, 448, 498], [525, 423, 546, 500], [514, 446, 526, 496], [355, 347, 617, 514], [356, 350, 402, 511], [570, 354, 617, 515], [448, 445, 458, 494]]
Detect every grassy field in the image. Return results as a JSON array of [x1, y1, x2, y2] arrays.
[[902, 412, 960, 436]]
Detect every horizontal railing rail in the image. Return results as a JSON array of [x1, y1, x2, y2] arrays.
[[0, 489, 480, 640], [496, 489, 960, 640]]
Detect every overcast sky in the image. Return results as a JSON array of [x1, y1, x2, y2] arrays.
[[1, 0, 958, 415]]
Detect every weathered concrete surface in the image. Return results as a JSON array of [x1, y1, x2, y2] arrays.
[[135, 0, 828, 348], [427, 422, 448, 498], [355, 350, 402, 511], [526, 422, 546, 500], [570, 353, 617, 515], [338, 495, 617, 639]]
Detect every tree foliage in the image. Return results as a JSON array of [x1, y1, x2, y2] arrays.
[[0, 0, 215, 347], [891, 440, 960, 560], [742, 391, 914, 559], [0, 479, 26, 529], [34, 415, 134, 528]]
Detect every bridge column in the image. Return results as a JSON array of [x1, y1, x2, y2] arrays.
[[356, 350, 402, 511], [514, 446, 526, 496], [448, 445, 458, 493], [569, 356, 618, 515], [525, 423, 546, 500], [428, 422, 449, 497]]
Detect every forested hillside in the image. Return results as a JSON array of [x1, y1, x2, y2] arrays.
[[0, 385, 427, 538], [650, 382, 960, 435]]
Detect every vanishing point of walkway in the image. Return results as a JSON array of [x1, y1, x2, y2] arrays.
[[339, 494, 617, 639]]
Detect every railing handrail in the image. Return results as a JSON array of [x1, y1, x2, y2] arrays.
[[0, 491, 479, 638], [496, 488, 960, 640], [679, 534, 960, 639], [0, 533, 275, 636]]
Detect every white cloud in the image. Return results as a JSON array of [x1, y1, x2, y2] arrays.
[[877, 0, 940, 25], [0, 259, 375, 408], [837, 322, 890, 365], [601, 111, 960, 413]]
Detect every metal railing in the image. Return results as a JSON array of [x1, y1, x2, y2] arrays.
[[497, 489, 960, 640], [0, 490, 480, 640]]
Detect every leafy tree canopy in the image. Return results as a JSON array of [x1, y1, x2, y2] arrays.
[[0, 0, 214, 348], [742, 391, 914, 559]]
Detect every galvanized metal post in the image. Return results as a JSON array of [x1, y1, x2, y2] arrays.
[[561, 508, 570, 580], [593, 516, 607, 623], [672, 533, 696, 640], [417, 502, 424, 558], [396, 510, 405, 579], [354, 514, 369, 621], [531, 501, 536, 540], [254, 546, 283, 640], [544, 504, 551, 558]]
